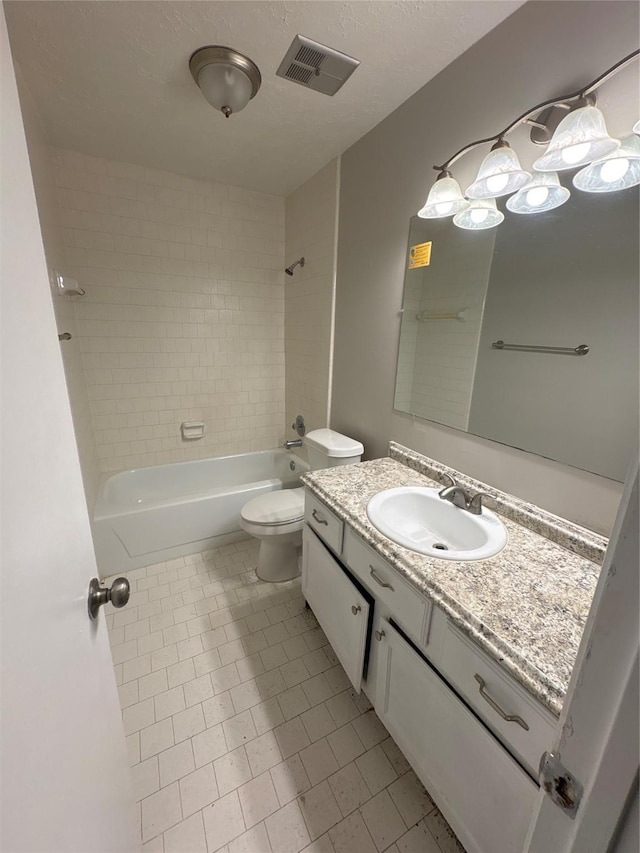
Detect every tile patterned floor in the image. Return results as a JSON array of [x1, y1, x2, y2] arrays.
[[105, 538, 466, 853]]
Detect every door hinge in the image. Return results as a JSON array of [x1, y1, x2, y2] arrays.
[[539, 752, 583, 819]]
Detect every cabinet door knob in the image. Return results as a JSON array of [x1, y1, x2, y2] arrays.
[[375, 629, 386, 641], [351, 605, 362, 615]]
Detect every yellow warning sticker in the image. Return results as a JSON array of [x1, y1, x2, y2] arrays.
[[408, 241, 432, 269]]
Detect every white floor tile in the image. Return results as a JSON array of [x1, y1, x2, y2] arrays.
[[301, 704, 336, 743], [299, 739, 339, 786], [141, 781, 182, 843], [163, 811, 207, 853], [139, 669, 169, 701], [359, 789, 406, 852], [123, 698, 155, 736], [325, 691, 360, 728], [203, 692, 236, 728], [227, 821, 272, 853], [141, 718, 175, 761], [173, 704, 206, 743], [355, 746, 398, 796], [297, 780, 342, 840], [278, 685, 311, 721], [275, 717, 311, 760], [179, 762, 219, 818], [214, 745, 252, 797], [327, 762, 371, 817], [192, 724, 227, 768], [159, 740, 195, 787], [203, 790, 246, 853], [250, 697, 285, 736], [265, 800, 311, 853], [302, 832, 335, 853], [238, 771, 280, 828], [184, 675, 215, 709], [387, 770, 435, 827], [223, 710, 258, 750], [270, 755, 311, 807], [131, 756, 160, 802], [326, 723, 365, 768], [245, 731, 282, 776], [328, 811, 377, 853], [396, 822, 440, 853], [423, 809, 466, 853], [155, 686, 186, 721], [351, 711, 388, 751], [379, 738, 411, 777]]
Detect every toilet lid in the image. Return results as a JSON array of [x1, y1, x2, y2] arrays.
[[241, 488, 305, 526]]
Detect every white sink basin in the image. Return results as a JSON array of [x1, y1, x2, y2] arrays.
[[366, 486, 507, 561]]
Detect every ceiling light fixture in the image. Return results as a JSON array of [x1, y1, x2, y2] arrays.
[[417, 49, 639, 223], [189, 45, 261, 118]]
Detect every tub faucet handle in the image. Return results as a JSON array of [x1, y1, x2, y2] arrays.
[[284, 439, 303, 449]]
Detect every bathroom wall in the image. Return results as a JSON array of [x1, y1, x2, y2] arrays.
[[51, 150, 285, 474], [331, 0, 639, 534], [15, 72, 102, 513], [284, 158, 339, 436]]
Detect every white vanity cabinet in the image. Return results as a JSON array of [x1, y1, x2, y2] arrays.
[[302, 491, 557, 853]]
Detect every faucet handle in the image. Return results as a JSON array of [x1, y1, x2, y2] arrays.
[[440, 472, 457, 489], [468, 491, 491, 514]]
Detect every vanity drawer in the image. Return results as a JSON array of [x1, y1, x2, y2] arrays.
[[343, 529, 428, 645], [442, 624, 557, 777], [305, 493, 344, 556]]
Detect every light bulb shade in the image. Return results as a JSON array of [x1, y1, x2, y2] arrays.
[[190, 46, 261, 117], [466, 143, 531, 199], [632, 118, 640, 135], [506, 171, 570, 214], [453, 198, 504, 230], [573, 134, 640, 193], [417, 173, 469, 218], [533, 105, 620, 171]]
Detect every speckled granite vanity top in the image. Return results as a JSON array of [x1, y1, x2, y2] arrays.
[[302, 442, 608, 717]]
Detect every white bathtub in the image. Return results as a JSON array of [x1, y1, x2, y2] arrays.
[[93, 450, 308, 576]]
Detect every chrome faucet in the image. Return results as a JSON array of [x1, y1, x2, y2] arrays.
[[284, 438, 303, 449], [438, 475, 488, 515]]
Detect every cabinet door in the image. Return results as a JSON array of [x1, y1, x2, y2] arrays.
[[302, 526, 370, 692], [376, 619, 537, 853]]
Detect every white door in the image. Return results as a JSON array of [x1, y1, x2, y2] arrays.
[[0, 10, 138, 852], [525, 460, 639, 851]]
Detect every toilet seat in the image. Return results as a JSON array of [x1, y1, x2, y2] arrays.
[[240, 487, 305, 528]]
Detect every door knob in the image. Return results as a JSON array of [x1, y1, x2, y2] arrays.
[[88, 577, 130, 620]]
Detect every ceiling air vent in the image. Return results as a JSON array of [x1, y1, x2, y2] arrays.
[[276, 35, 359, 96]]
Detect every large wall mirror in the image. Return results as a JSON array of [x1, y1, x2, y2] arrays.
[[394, 186, 639, 482]]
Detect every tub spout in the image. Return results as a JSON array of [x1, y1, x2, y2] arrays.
[[284, 439, 303, 449]]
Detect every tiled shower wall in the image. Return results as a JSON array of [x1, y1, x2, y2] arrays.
[[52, 149, 286, 474], [284, 160, 339, 437]]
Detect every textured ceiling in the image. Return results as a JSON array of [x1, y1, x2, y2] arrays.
[[5, 1, 524, 195]]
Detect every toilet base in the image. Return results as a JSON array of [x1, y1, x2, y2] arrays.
[[256, 535, 301, 583]]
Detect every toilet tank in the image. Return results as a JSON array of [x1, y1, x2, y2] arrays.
[[304, 428, 364, 470]]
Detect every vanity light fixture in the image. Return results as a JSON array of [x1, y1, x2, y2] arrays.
[[466, 139, 531, 199], [506, 171, 570, 215], [453, 198, 504, 230], [417, 170, 469, 218], [189, 45, 261, 118], [417, 49, 639, 223], [573, 133, 640, 193]]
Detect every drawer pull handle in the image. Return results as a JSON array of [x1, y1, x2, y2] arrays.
[[351, 605, 362, 615], [312, 509, 328, 526], [474, 674, 530, 731], [375, 629, 386, 641], [369, 566, 394, 591]]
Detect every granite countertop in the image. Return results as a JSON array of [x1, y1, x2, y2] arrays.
[[301, 444, 607, 717]]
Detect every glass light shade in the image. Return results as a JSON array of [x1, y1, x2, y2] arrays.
[[506, 171, 570, 214], [533, 105, 620, 172], [453, 198, 504, 230], [466, 143, 531, 199], [197, 62, 253, 115], [573, 134, 640, 193], [417, 174, 469, 218], [633, 119, 640, 135]]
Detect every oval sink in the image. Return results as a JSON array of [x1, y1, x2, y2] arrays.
[[366, 486, 507, 561]]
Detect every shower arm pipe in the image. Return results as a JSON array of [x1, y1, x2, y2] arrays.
[[433, 49, 640, 173]]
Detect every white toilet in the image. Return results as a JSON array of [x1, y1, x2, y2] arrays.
[[240, 428, 364, 582]]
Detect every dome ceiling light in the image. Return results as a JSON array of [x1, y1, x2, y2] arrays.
[[189, 45, 261, 118]]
